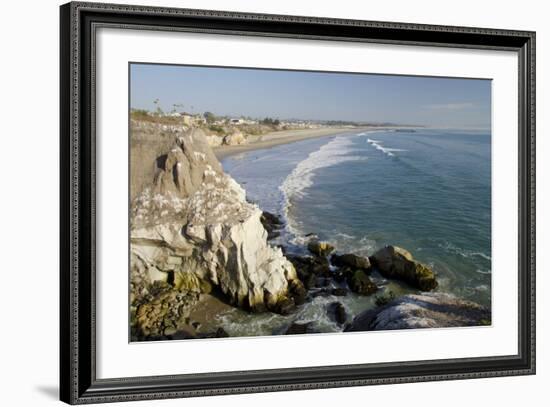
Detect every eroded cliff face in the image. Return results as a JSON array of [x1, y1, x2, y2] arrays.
[[130, 126, 300, 316]]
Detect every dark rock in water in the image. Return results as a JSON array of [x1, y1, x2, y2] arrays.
[[327, 302, 348, 324], [303, 273, 318, 290], [289, 279, 307, 305], [331, 287, 348, 297], [332, 269, 347, 283], [312, 257, 331, 276], [284, 322, 312, 335], [277, 245, 287, 254], [310, 288, 329, 298], [371, 246, 437, 291], [374, 290, 396, 307], [331, 253, 371, 271], [261, 211, 282, 226], [348, 270, 377, 295], [307, 240, 335, 257], [275, 296, 296, 315], [287, 254, 331, 278], [311, 287, 348, 298], [345, 293, 491, 331], [260, 211, 283, 240]]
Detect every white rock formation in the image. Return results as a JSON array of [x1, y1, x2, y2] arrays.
[[130, 127, 299, 312], [204, 134, 223, 147], [223, 130, 247, 145]]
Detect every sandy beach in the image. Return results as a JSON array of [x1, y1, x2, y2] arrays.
[[213, 126, 380, 160]]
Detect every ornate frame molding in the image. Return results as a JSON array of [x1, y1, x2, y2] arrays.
[[60, 2, 535, 404]]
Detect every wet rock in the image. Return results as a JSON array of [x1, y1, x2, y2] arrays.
[[327, 302, 348, 325], [348, 270, 377, 295], [303, 273, 318, 290], [260, 211, 283, 240], [289, 279, 307, 305], [371, 246, 437, 291], [346, 293, 491, 331], [331, 269, 347, 283], [274, 296, 296, 315], [307, 240, 335, 257], [331, 287, 348, 296], [331, 253, 371, 271], [286, 255, 331, 281]]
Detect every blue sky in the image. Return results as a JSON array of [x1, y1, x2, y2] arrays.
[[130, 63, 491, 129]]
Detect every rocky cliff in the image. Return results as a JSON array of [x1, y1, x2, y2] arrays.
[[130, 126, 302, 318]]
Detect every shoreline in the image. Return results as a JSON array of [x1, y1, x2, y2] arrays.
[[213, 126, 391, 160]]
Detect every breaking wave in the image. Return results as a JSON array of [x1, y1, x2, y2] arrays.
[[279, 136, 366, 240], [366, 138, 406, 157]]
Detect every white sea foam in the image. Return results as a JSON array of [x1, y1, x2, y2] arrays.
[[281, 136, 365, 200], [280, 136, 366, 239], [366, 138, 406, 157], [438, 241, 492, 262]]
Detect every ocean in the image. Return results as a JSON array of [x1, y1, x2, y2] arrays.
[[217, 129, 491, 336]]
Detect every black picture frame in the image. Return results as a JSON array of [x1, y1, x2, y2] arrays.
[[60, 1, 536, 404]]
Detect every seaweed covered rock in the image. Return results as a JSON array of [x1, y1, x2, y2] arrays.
[[307, 240, 335, 257], [371, 246, 437, 291], [348, 270, 377, 295], [330, 253, 371, 271], [135, 288, 200, 338], [287, 255, 331, 279], [346, 293, 491, 331]]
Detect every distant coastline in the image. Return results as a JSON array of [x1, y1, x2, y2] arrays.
[[213, 126, 407, 159]]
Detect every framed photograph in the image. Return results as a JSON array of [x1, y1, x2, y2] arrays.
[[60, 1, 536, 404]]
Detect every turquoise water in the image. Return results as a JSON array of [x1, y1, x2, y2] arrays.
[[219, 129, 491, 335]]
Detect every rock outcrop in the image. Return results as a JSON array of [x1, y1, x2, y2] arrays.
[[130, 126, 303, 315], [345, 293, 490, 331], [348, 270, 377, 295], [135, 287, 200, 338], [287, 254, 331, 289], [260, 211, 283, 240], [307, 240, 335, 257], [371, 246, 437, 291], [327, 302, 348, 325], [223, 130, 247, 145], [330, 253, 371, 270], [204, 134, 223, 147]]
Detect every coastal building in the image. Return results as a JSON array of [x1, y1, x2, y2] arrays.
[[179, 113, 206, 126]]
